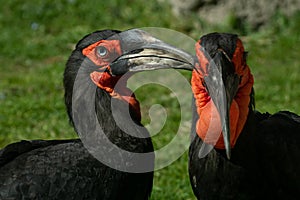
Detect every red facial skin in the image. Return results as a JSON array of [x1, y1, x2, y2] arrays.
[[191, 39, 254, 149], [82, 40, 141, 122]]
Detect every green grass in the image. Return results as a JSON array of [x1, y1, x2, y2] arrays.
[[245, 13, 300, 114], [0, 1, 299, 199]]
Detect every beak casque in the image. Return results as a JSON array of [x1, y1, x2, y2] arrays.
[[108, 29, 195, 75]]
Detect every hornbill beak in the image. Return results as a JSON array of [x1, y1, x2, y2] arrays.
[[108, 29, 195, 75], [203, 50, 239, 159]]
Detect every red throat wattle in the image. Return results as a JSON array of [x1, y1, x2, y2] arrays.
[[82, 39, 141, 122], [90, 70, 141, 122], [191, 40, 254, 149]]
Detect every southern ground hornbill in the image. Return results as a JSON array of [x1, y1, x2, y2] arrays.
[[188, 33, 300, 199], [0, 29, 193, 199]]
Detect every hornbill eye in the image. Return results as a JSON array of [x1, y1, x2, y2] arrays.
[[96, 46, 108, 57]]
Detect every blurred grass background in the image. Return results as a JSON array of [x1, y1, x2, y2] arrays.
[[0, 1, 299, 199]]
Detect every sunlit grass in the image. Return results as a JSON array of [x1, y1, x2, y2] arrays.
[[0, 1, 299, 199]]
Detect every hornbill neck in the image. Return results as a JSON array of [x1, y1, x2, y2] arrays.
[[96, 86, 150, 143], [82, 81, 151, 153], [191, 32, 254, 159]]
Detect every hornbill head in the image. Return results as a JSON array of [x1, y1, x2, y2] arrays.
[[64, 29, 194, 125], [191, 33, 254, 159]]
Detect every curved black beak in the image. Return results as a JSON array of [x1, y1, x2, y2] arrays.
[[108, 29, 195, 75], [203, 50, 239, 159]]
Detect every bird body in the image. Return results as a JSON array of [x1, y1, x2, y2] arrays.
[[189, 109, 300, 199], [0, 139, 153, 200], [188, 33, 300, 199]]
